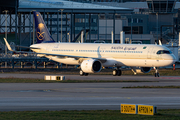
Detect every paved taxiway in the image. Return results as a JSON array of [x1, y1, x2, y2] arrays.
[[1, 73, 180, 80], [0, 73, 180, 111]]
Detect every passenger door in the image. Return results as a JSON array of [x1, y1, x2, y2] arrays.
[[147, 47, 153, 59]]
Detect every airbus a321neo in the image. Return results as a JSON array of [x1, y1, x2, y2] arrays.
[[4, 11, 176, 77]]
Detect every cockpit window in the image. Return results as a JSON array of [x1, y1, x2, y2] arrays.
[[156, 50, 172, 54]]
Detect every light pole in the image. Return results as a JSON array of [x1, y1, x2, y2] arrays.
[[131, 14, 132, 42], [156, 12, 158, 44], [4, 10, 8, 68], [67, 32, 70, 43], [60, 9, 64, 42], [31, 10, 36, 44]]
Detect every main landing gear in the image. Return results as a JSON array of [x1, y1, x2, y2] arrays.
[[113, 69, 122, 76], [154, 67, 160, 77], [80, 70, 89, 76]]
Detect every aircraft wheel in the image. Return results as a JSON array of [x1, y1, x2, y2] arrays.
[[154, 73, 157, 77], [84, 73, 89, 76], [155, 73, 160, 77], [80, 70, 85, 76], [157, 73, 160, 77], [113, 70, 117, 76], [117, 70, 122, 76]]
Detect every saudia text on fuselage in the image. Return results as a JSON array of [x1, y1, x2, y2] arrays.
[[111, 46, 137, 51]]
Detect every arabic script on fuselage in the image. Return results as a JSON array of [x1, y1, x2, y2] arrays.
[[111, 46, 137, 50]]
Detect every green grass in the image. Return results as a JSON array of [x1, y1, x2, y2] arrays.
[[123, 86, 180, 89], [0, 110, 179, 120], [0, 78, 157, 83]]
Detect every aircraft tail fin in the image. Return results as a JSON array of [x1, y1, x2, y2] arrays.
[[4, 38, 13, 52], [159, 40, 162, 45], [72, 29, 89, 43], [33, 11, 55, 43]]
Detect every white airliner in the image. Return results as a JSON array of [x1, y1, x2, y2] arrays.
[[4, 11, 176, 77]]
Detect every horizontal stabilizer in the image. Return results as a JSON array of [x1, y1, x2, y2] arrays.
[[4, 38, 39, 53], [15, 45, 40, 49]]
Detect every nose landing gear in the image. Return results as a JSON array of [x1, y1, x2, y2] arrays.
[[154, 67, 160, 77]]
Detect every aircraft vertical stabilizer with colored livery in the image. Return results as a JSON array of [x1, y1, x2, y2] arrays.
[[4, 11, 177, 77], [34, 12, 55, 43]]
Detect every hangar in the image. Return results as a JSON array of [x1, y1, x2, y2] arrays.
[[0, 0, 133, 51]]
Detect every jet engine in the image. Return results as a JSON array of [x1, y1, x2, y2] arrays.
[[141, 67, 152, 73], [132, 67, 152, 74], [81, 59, 102, 73]]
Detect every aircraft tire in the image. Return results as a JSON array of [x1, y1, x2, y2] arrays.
[[80, 70, 85, 76], [157, 73, 160, 77], [155, 73, 160, 77], [113, 70, 117, 76], [84, 73, 89, 76], [117, 70, 122, 76]]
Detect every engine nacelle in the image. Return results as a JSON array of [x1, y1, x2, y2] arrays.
[[141, 67, 152, 73], [81, 59, 102, 73], [132, 67, 152, 74]]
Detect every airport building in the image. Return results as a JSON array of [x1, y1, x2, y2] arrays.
[[0, 0, 133, 47], [0, 0, 180, 63]]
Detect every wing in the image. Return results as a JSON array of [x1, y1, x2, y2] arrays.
[[4, 38, 107, 63], [38, 52, 107, 63]]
